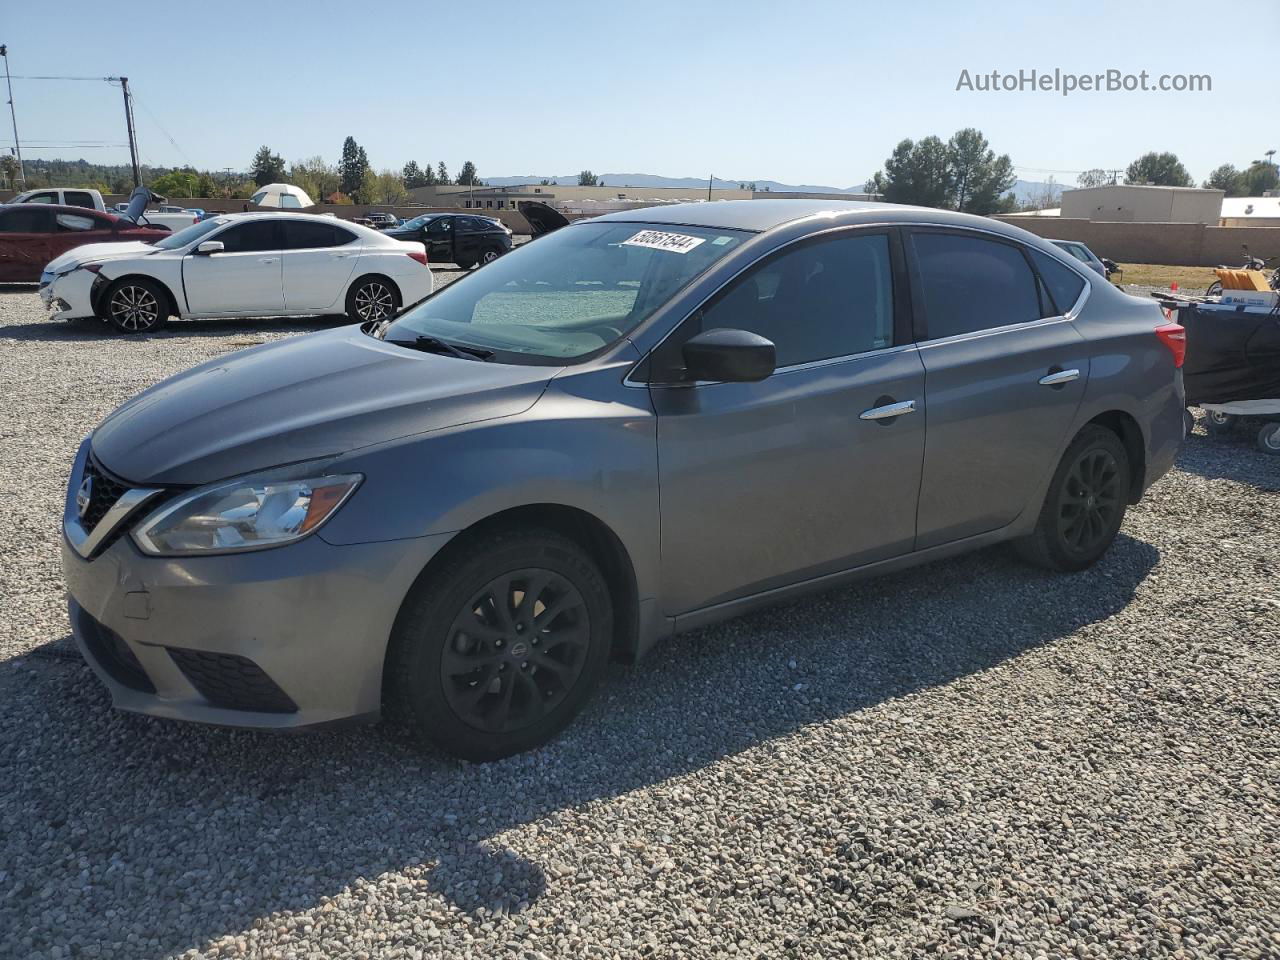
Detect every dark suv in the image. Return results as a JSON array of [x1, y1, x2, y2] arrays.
[[384, 213, 513, 269]]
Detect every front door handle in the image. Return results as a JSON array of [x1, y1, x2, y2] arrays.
[[859, 399, 917, 421], [258, 257, 278, 264], [1039, 368, 1081, 386]]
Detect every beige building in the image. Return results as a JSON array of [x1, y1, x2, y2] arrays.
[[1060, 184, 1224, 224]]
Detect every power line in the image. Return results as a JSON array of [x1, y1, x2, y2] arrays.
[[130, 94, 193, 168], [7, 74, 114, 81]]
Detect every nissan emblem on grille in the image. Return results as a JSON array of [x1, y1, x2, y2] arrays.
[[76, 476, 94, 520]]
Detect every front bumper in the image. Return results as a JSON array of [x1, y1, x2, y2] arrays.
[[61, 443, 453, 729], [41, 268, 96, 319]]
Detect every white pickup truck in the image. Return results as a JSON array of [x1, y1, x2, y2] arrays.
[[11, 187, 200, 232]]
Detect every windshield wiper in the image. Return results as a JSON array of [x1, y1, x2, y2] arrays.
[[384, 334, 494, 361]]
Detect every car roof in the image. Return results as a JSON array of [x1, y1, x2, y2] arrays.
[[0, 202, 116, 218], [210, 211, 389, 240], [588, 198, 1035, 239]]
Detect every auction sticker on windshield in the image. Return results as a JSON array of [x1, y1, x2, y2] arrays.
[[623, 230, 706, 254]]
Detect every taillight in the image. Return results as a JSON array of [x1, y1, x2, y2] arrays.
[[406, 250, 428, 267], [1155, 322, 1186, 368]]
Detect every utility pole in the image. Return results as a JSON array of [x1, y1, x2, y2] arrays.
[[707, 173, 713, 202], [0, 44, 25, 190], [119, 76, 141, 188]]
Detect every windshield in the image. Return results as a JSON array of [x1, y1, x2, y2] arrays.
[[384, 221, 750, 362], [400, 214, 439, 230], [152, 217, 232, 250]]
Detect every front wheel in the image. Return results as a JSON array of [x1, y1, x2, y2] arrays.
[[385, 528, 613, 761], [480, 248, 502, 266], [1206, 280, 1223, 298], [346, 276, 401, 323], [1015, 425, 1130, 572], [102, 278, 169, 334]]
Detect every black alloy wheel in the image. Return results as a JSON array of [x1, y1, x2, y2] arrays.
[[441, 569, 590, 734]]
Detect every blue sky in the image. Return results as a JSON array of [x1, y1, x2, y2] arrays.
[[4, 0, 1274, 187]]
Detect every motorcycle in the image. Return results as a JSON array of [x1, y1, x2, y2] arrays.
[[1206, 243, 1279, 297]]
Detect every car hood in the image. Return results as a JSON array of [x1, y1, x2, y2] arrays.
[[91, 325, 559, 486], [45, 241, 156, 274]]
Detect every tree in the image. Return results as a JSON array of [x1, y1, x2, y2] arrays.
[[149, 169, 202, 197], [251, 145, 285, 187], [402, 160, 431, 189], [436, 161, 450, 185], [456, 160, 479, 187], [339, 137, 370, 196], [1203, 163, 1244, 195], [577, 170, 598, 187], [540, 179, 551, 186], [1124, 152, 1193, 187], [875, 136, 953, 208], [288, 156, 340, 202], [1076, 168, 1113, 189], [1022, 176, 1062, 212], [0, 154, 18, 189], [947, 127, 1016, 214], [1241, 160, 1280, 196], [360, 170, 410, 205]]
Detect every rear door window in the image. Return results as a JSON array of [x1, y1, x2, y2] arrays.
[[281, 220, 357, 249], [55, 213, 97, 232], [64, 191, 97, 210], [0, 208, 53, 232], [909, 231, 1042, 339]]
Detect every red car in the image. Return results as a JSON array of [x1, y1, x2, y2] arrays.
[[0, 204, 170, 282]]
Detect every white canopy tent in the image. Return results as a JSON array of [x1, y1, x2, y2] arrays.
[[249, 183, 314, 209]]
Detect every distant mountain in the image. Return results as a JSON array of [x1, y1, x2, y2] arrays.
[[482, 173, 868, 194], [483, 172, 1065, 203]]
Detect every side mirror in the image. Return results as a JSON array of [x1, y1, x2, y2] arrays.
[[682, 328, 776, 383], [195, 240, 224, 255]]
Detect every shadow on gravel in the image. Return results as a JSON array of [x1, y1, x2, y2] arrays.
[[0, 314, 358, 343], [1176, 427, 1279, 491], [1, 534, 1159, 958]]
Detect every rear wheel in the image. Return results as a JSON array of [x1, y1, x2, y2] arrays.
[[456, 258, 477, 270], [480, 248, 501, 266], [346, 276, 401, 323], [1206, 280, 1223, 297], [1015, 425, 1130, 572], [102, 278, 169, 334], [385, 528, 613, 761]]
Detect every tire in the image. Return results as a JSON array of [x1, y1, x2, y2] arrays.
[[480, 248, 502, 266], [102, 277, 169, 334], [1205, 410, 1237, 436], [1015, 425, 1131, 573], [1206, 281, 1223, 297], [1258, 423, 1280, 456], [385, 528, 613, 761], [456, 258, 477, 270], [345, 276, 401, 323]]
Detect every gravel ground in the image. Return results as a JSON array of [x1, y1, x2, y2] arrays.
[[1, 282, 1277, 960]]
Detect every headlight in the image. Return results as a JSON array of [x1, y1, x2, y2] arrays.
[[131, 469, 362, 556]]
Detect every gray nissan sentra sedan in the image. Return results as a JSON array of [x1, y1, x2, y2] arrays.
[[61, 199, 1186, 760]]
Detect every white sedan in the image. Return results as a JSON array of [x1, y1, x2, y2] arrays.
[[39, 213, 432, 334]]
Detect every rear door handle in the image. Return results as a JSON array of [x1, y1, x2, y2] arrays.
[[859, 399, 917, 421], [258, 257, 277, 264], [1039, 368, 1081, 386]]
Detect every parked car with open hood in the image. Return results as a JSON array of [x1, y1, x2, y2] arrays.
[[60, 199, 1184, 759], [40, 212, 430, 332], [0, 205, 169, 283]]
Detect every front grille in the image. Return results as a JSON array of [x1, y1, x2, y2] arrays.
[[72, 602, 156, 694], [80, 455, 129, 534], [166, 649, 298, 714]]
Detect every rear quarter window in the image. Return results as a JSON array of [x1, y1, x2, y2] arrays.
[[1029, 248, 1088, 316]]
